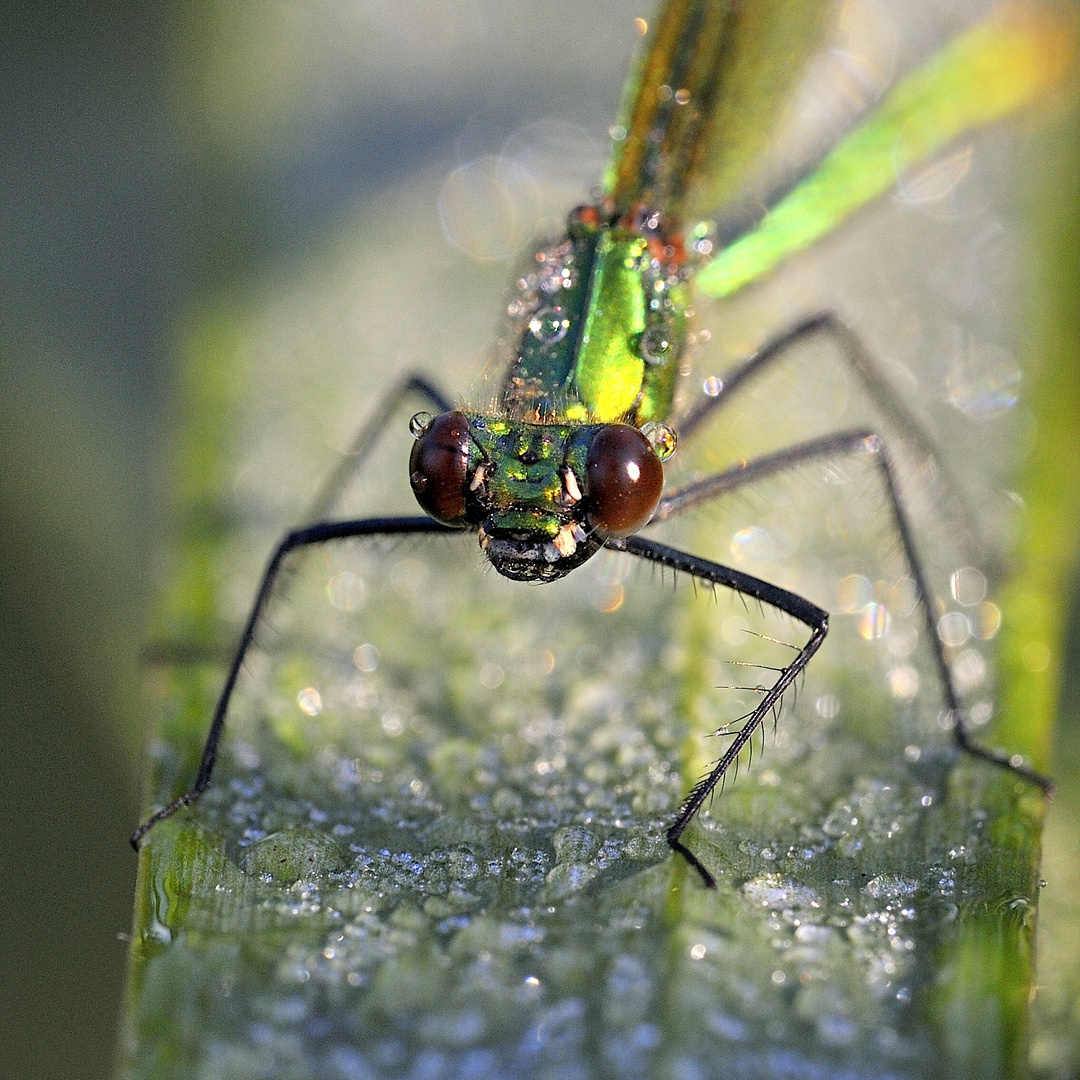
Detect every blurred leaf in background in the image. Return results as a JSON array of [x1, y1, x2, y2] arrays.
[[0, 2, 169, 1077]]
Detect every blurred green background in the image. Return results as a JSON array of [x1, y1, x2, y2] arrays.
[[1, 1, 1077, 1078], [1, 3, 163, 1078]]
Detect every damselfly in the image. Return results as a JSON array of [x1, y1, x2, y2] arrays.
[[133, 0, 1070, 887]]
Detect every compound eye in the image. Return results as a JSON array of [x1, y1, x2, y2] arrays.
[[584, 424, 663, 537], [409, 411, 471, 525]]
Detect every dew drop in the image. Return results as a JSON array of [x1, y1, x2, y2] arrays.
[[952, 648, 986, 690], [815, 694, 840, 720], [381, 711, 405, 736], [937, 611, 970, 648], [327, 571, 366, 612], [641, 421, 677, 461], [297, 687, 322, 716], [409, 412, 433, 439], [858, 602, 890, 640], [971, 601, 1001, 640], [837, 574, 873, 613], [950, 566, 987, 606], [640, 325, 673, 364], [886, 665, 920, 700], [862, 874, 918, 900], [353, 642, 378, 672], [529, 306, 570, 344]]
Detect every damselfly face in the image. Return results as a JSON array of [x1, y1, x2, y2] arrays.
[[409, 409, 665, 581]]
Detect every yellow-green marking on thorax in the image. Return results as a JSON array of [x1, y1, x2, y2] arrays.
[[575, 228, 684, 426], [574, 230, 649, 423]]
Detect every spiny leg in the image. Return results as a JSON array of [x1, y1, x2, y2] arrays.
[[131, 515, 455, 849], [676, 310, 988, 566], [654, 427, 1052, 793], [609, 534, 829, 889]]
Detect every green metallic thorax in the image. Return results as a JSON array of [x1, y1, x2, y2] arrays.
[[501, 208, 687, 428]]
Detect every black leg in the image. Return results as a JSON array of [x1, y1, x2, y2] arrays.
[[141, 374, 454, 672], [654, 427, 1052, 813], [679, 311, 930, 444], [609, 534, 829, 888], [675, 310, 988, 566], [130, 515, 456, 849]]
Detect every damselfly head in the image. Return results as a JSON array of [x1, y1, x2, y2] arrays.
[[409, 410, 665, 582]]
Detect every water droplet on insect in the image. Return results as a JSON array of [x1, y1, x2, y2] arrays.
[[641, 421, 676, 461], [640, 325, 672, 364], [409, 412, 433, 439], [529, 306, 569, 344]]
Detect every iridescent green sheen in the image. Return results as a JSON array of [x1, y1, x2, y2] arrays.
[[502, 216, 685, 428], [501, 225, 601, 421], [464, 412, 598, 535]]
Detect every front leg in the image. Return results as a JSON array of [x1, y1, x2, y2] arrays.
[[131, 515, 456, 849], [610, 533, 829, 888]]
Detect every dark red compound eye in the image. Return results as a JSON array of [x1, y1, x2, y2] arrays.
[[409, 410, 472, 525], [584, 424, 664, 537]]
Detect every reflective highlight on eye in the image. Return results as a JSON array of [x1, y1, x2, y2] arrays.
[[584, 425, 664, 536]]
